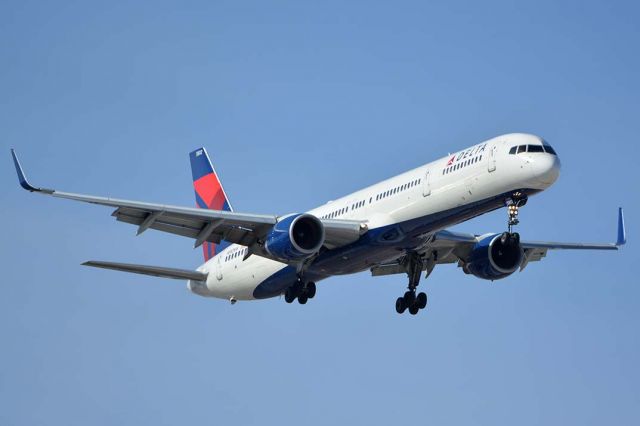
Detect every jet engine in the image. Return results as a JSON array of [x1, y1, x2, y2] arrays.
[[265, 214, 325, 261], [463, 233, 523, 280]]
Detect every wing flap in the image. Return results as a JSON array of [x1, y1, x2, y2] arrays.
[[82, 261, 208, 281]]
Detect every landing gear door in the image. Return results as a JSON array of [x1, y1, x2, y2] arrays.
[[422, 170, 431, 197], [488, 144, 497, 172]]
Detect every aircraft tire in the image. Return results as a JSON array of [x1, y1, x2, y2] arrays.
[[284, 288, 296, 303], [417, 292, 427, 309], [404, 291, 415, 306], [306, 282, 316, 299]]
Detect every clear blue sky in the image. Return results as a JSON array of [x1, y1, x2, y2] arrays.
[[1, 1, 638, 425]]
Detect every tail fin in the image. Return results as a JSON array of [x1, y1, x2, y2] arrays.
[[189, 147, 233, 261]]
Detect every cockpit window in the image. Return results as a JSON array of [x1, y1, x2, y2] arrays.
[[510, 142, 558, 155], [543, 144, 557, 155]]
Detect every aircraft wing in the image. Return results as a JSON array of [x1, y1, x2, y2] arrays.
[[371, 209, 625, 276], [83, 260, 208, 281], [11, 150, 366, 258]]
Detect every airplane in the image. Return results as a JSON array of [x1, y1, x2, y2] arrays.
[[11, 133, 626, 315]]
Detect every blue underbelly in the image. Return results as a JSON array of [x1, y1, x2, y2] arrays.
[[253, 188, 539, 299]]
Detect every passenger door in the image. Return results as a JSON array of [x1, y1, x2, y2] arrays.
[[422, 170, 431, 196], [215, 256, 223, 281], [487, 144, 497, 172]]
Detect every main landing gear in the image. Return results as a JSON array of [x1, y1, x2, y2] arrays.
[[395, 251, 433, 315], [284, 279, 316, 305]]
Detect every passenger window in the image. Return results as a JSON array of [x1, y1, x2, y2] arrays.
[[509, 146, 517, 154], [517, 145, 526, 154]]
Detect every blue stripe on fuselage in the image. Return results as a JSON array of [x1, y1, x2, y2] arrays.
[[252, 188, 541, 299]]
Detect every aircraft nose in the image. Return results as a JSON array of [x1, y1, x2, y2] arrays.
[[534, 153, 561, 185]]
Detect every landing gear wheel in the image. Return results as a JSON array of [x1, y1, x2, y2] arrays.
[[409, 305, 420, 315], [395, 297, 407, 314], [511, 232, 520, 245], [298, 294, 308, 304], [417, 292, 427, 309], [306, 282, 316, 299], [500, 232, 509, 245], [284, 288, 296, 303], [403, 291, 416, 306]]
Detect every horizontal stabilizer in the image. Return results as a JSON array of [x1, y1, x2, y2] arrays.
[[82, 261, 208, 281]]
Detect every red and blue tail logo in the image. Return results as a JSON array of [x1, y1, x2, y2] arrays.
[[189, 148, 232, 261]]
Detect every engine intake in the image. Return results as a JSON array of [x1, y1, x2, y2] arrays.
[[265, 214, 325, 261], [464, 232, 523, 280]]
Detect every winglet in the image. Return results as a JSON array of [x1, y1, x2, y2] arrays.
[[617, 207, 626, 246], [10, 149, 54, 193]]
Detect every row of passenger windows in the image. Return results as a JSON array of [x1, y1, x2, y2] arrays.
[[322, 206, 348, 219], [320, 178, 422, 219], [443, 155, 482, 175], [225, 247, 248, 262], [375, 178, 421, 201], [509, 144, 557, 155], [351, 200, 365, 210], [321, 198, 366, 219]]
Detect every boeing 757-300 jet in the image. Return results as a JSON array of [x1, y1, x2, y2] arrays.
[[11, 133, 626, 315]]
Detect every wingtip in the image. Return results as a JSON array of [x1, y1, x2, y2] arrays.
[[617, 207, 626, 246], [10, 149, 54, 194], [10, 148, 33, 191]]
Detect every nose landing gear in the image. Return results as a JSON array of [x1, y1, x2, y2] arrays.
[[501, 192, 527, 248], [506, 193, 528, 233]]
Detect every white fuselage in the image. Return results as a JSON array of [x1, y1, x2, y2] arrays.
[[188, 133, 561, 301]]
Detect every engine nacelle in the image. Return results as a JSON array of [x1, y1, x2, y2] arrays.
[[265, 213, 325, 261], [463, 233, 523, 280]]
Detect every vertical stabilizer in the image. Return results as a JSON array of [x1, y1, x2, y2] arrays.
[[189, 147, 233, 261]]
